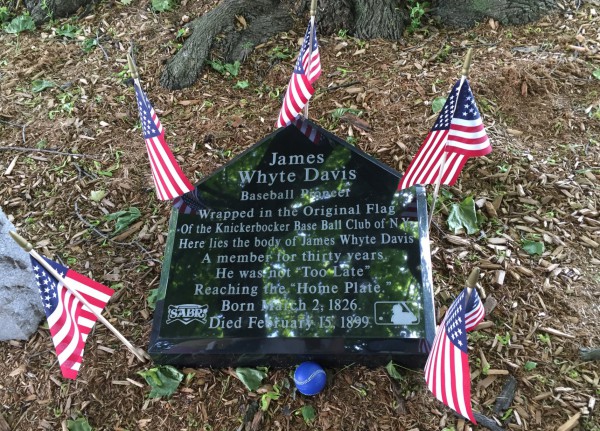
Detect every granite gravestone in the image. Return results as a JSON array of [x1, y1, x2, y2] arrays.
[[149, 121, 435, 367]]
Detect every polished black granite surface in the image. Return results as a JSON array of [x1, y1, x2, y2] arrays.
[[149, 120, 435, 367]]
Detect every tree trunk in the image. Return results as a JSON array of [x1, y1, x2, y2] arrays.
[[24, 0, 557, 88], [432, 0, 557, 27], [162, 0, 408, 90]]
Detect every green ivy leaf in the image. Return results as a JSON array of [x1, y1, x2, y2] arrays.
[[299, 405, 316, 424], [523, 361, 537, 371], [385, 361, 403, 381], [89, 190, 106, 202], [260, 388, 280, 411], [151, 0, 172, 12], [67, 417, 93, 431], [593, 69, 600, 80], [31, 79, 55, 93], [522, 240, 545, 255], [0, 7, 10, 23], [235, 367, 266, 391], [105, 207, 141, 234], [138, 365, 183, 398], [447, 196, 481, 234], [5, 14, 35, 34], [56, 24, 80, 38], [224, 61, 240, 77], [234, 80, 249, 89], [208, 60, 225, 74], [432, 97, 446, 114]]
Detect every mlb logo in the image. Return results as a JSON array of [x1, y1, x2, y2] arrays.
[[374, 301, 418, 325]]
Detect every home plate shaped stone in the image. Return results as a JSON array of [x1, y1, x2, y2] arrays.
[[149, 120, 435, 367]]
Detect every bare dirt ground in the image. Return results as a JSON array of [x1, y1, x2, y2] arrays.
[[1, 0, 599, 430]]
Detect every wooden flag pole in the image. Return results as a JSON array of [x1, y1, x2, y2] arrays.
[[302, 0, 318, 118], [127, 47, 141, 86], [461, 48, 474, 77], [428, 48, 474, 228], [465, 266, 480, 299], [9, 231, 149, 362]]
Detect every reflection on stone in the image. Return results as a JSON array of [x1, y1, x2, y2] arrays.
[[149, 121, 435, 368]]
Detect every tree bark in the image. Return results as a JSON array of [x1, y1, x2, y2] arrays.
[[320, 0, 407, 40], [432, 0, 557, 27]]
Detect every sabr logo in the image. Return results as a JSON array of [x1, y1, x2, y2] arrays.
[[166, 304, 208, 325]]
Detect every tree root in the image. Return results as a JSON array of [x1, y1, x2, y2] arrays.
[[579, 347, 600, 361], [160, 0, 293, 90]]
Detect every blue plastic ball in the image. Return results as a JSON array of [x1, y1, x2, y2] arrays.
[[294, 361, 326, 396]]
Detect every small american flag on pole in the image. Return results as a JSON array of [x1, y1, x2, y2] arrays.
[[31, 255, 114, 380], [276, 20, 321, 128], [133, 81, 194, 200], [424, 287, 485, 423], [398, 78, 491, 190]]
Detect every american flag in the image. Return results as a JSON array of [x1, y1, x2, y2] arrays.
[[173, 187, 206, 215], [133, 81, 194, 200], [398, 78, 491, 190], [276, 20, 321, 128], [31, 255, 114, 380], [424, 287, 485, 423]]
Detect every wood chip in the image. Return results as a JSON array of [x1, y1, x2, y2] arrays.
[[493, 270, 506, 286], [474, 321, 494, 330], [581, 236, 599, 248], [126, 378, 145, 388], [8, 365, 26, 377], [445, 234, 470, 246], [484, 296, 498, 315], [484, 201, 498, 218], [0, 414, 9, 431], [97, 345, 116, 353], [4, 155, 18, 176], [487, 369, 510, 375], [515, 266, 534, 276], [540, 327, 575, 339], [556, 412, 581, 431]]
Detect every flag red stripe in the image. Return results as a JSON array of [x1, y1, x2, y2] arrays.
[[440, 154, 467, 186], [145, 138, 182, 198], [144, 141, 169, 199], [460, 350, 475, 422], [149, 134, 193, 193], [67, 270, 115, 297], [277, 74, 314, 128], [51, 288, 84, 376], [398, 130, 448, 189], [448, 133, 489, 145], [449, 122, 484, 132], [439, 332, 450, 407]]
